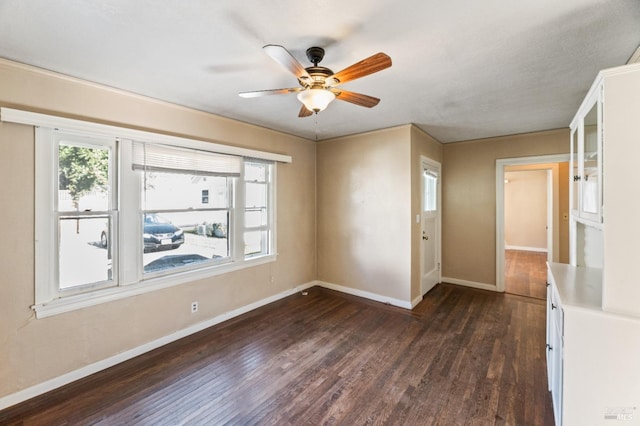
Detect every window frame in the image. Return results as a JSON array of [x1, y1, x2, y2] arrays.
[[54, 132, 118, 296], [35, 128, 122, 303], [132, 141, 244, 277], [7, 108, 291, 318], [243, 160, 275, 259]]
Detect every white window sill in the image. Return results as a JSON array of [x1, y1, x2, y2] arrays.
[[32, 254, 277, 319]]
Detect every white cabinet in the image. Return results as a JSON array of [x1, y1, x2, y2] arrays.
[[549, 62, 640, 425], [570, 95, 602, 223], [569, 62, 640, 317], [547, 263, 640, 426]]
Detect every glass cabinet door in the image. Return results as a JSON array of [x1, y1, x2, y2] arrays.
[[581, 101, 599, 217], [570, 128, 579, 212]]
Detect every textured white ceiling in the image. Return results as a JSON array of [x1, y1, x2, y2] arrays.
[[0, 0, 639, 142]]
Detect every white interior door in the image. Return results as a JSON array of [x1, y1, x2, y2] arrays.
[[421, 159, 441, 295]]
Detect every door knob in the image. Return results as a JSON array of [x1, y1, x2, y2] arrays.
[[422, 235, 429, 241]]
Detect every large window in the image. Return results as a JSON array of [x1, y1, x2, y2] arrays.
[[19, 107, 288, 318]]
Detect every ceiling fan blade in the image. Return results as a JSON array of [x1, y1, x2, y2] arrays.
[[329, 52, 392, 86], [239, 87, 302, 98], [263, 44, 311, 80], [333, 89, 380, 108]]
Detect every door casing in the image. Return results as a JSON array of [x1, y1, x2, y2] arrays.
[[496, 154, 570, 292], [420, 156, 441, 295]]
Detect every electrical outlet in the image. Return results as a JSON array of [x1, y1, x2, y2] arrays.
[[191, 301, 198, 313]]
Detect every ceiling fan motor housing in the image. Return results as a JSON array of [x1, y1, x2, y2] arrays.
[[304, 66, 334, 86], [306, 47, 325, 65], [301, 47, 335, 87]]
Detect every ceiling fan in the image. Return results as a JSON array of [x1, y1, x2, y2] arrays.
[[239, 45, 392, 117]]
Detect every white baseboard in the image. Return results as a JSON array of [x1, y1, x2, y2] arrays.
[[505, 245, 548, 253], [2, 280, 419, 410], [411, 294, 423, 308], [316, 280, 414, 309], [0, 281, 316, 411], [441, 277, 498, 292]]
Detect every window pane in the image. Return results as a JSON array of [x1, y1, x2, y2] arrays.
[[243, 161, 272, 259], [244, 230, 267, 256], [245, 162, 266, 182], [582, 103, 599, 214], [143, 172, 230, 210], [142, 211, 229, 274], [246, 182, 266, 208], [423, 171, 437, 212], [245, 208, 267, 228], [58, 144, 110, 212], [59, 216, 112, 289]]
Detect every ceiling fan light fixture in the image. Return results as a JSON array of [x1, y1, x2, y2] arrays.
[[297, 88, 336, 113], [240, 45, 391, 117]]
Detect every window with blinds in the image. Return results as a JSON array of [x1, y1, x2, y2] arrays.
[[28, 107, 282, 316], [129, 142, 273, 276]]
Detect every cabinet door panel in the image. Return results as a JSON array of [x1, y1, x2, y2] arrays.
[[551, 320, 563, 426], [579, 99, 601, 222], [570, 129, 579, 212]]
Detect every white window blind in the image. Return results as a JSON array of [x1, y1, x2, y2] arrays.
[[132, 142, 242, 176]]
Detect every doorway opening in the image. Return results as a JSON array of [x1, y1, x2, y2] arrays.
[[496, 155, 570, 297], [504, 168, 550, 299]]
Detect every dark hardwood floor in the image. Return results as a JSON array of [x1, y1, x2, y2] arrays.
[[1, 284, 554, 425], [504, 250, 548, 300]]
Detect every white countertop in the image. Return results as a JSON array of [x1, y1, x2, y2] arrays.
[[547, 262, 603, 310]]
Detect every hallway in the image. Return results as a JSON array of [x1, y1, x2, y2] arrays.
[[505, 249, 547, 299]]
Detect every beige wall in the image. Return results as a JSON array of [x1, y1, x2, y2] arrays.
[[0, 59, 316, 398], [504, 169, 548, 250], [316, 125, 442, 305], [442, 129, 569, 287], [317, 126, 413, 302], [503, 162, 570, 263]]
